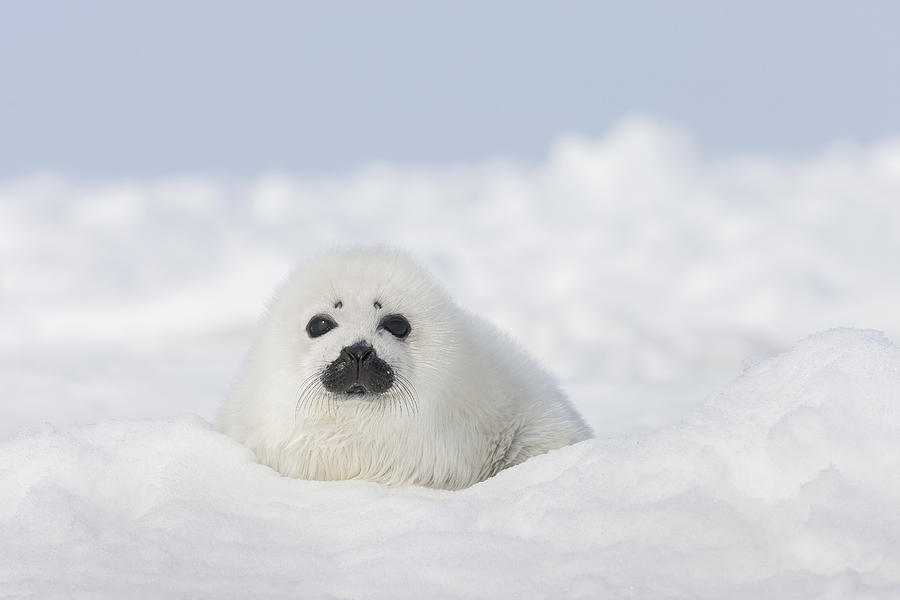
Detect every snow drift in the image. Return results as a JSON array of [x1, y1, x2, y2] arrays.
[[2, 328, 899, 598]]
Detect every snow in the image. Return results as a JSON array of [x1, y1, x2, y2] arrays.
[[2, 118, 900, 597], [2, 329, 899, 598]]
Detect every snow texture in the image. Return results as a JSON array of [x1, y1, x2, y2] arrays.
[[2, 118, 900, 597], [2, 329, 899, 598]]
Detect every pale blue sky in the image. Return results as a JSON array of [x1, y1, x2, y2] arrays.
[[1, 0, 899, 176]]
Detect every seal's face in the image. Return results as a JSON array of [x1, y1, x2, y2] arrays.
[[293, 297, 416, 408], [307, 308, 411, 395], [263, 249, 454, 416]]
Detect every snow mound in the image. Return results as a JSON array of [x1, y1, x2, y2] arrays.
[[2, 328, 899, 598]]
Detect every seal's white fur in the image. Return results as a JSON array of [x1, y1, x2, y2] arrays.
[[218, 248, 591, 490]]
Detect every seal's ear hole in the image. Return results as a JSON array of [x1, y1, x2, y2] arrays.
[[378, 314, 411, 339], [306, 314, 338, 338]]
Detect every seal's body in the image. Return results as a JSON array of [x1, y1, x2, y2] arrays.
[[218, 248, 591, 490]]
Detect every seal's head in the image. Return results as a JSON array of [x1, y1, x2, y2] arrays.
[[250, 247, 455, 417]]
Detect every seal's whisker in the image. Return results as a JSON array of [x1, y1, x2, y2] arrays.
[[395, 373, 419, 416], [294, 373, 320, 423], [401, 379, 414, 417], [395, 383, 406, 419], [295, 369, 332, 424], [392, 380, 406, 419]]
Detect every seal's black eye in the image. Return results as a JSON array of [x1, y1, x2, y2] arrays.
[[306, 314, 337, 338], [379, 314, 411, 339]]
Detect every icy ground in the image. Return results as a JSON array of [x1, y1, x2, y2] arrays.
[[2, 118, 900, 597]]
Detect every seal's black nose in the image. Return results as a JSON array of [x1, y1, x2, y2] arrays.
[[322, 340, 394, 395], [342, 341, 374, 363]]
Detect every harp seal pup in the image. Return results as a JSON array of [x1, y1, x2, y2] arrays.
[[218, 248, 591, 490]]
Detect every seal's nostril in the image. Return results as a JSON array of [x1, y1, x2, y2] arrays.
[[343, 341, 374, 362]]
